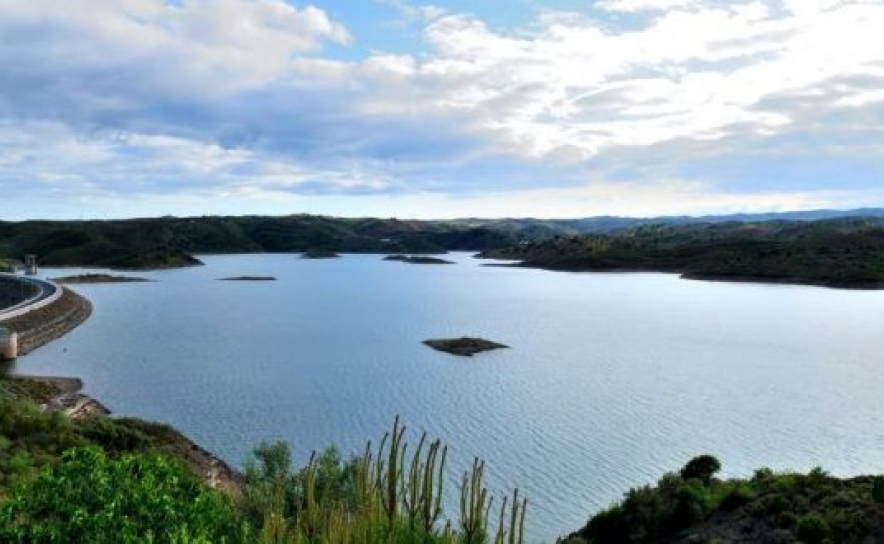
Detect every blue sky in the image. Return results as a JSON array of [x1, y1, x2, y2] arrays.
[[1, 0, 883, 220]]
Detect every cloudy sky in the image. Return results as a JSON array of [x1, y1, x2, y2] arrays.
[[2, 0, 884, 220]]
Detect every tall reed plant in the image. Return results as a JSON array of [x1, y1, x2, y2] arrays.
[[242, 416, 527, 544]]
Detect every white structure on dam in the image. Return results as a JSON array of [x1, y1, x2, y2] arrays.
[[0, 327, 17, 360]]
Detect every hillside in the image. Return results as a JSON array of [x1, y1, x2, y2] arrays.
[[480, 218, 884, 288], [3, 211, 884, 272], [0, 215, 519, 270], [563, 455, 884, 544]]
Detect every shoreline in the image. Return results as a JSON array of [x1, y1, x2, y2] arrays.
[[1, 288, 93, 355], [1, 288, 243, 495], [482, 260, 884, 290]]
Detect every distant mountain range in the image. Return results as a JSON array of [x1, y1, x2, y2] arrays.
[[451, 208, 884, 235]]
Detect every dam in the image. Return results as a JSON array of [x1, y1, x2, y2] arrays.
[[0, 273, 63, 360]]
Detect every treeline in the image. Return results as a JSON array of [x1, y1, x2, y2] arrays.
[[0, 215, 520, 270], [481, 218, 884, 288], [4, 213, 884, 275]]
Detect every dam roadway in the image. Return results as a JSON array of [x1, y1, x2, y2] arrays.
[[0, 273, 62, 322]]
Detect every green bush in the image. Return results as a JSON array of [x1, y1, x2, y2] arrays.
[[762, 494, 793, 516], [0, 446, 238, 543], [719, 483, 754, 511], [76, 417, 152, 453], [583, 505, 630, 543], [796, 513, 832, 544], [679, 455, 722, 485]]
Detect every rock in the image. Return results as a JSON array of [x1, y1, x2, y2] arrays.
[[301, 250, 341, 259], [384, 255, 454, 265], [46, 392, 111, 420], [51, 274, 151, 284], [217, 276, 277, 281], [423, 337, 509, 356]]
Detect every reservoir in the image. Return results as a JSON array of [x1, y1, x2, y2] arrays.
[[10, 253, 884, 541]]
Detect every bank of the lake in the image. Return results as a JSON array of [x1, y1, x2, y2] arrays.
[[1, 284, 243, 496]]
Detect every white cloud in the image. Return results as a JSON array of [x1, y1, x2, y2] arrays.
[[596, 0, 701, 12], [378, 0, 447, 23], [0, 0, 350, 96], [1, 0, 884, 217]]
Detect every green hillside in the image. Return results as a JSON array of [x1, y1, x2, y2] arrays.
[[481, 218, 884, 288]]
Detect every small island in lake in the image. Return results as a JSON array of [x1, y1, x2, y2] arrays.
[[385, 255, 454, 265], [423, 337, 509, 356], [301, 250, 341, 259], [52, 274, 151, 284], [217, 276, 277, 281]]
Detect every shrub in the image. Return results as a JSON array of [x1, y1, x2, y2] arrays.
[[680, 455, 722, 485], [0, 446, 238, 543], [762, 494, 793, 516], [76, 417, 152, 453], [582, 505, 630, 543], [796, 513, 832, 544], [719, 484, 754, 511]]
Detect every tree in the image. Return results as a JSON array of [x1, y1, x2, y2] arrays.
[[679, 455, 722, 485]]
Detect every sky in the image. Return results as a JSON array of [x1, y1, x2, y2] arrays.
[[1, 0, 884, 220]]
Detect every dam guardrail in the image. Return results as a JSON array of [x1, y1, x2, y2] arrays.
[[0, 273, 63, 322]]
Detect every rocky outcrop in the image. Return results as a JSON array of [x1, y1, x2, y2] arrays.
[[385, 255, 454, 265], [423, 337, 509, 356]]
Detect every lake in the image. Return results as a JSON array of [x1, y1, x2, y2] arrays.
[[11, 253, 884, 541]]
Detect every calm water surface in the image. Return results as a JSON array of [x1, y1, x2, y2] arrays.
[[12, 253, 884, 541]]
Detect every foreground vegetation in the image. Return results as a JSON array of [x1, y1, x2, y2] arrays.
[[0, 377, 526, 543], [564, 455, 884, 543], [3, 374, 884, 542], [482, 218, 884, 288]]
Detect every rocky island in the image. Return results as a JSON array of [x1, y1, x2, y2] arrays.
[[301, 250, 341, 259], [218, 276, 277, 281], [385, 255, 454, 265], [423, 337, 509, 356], [52, 274, 151, 284]]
